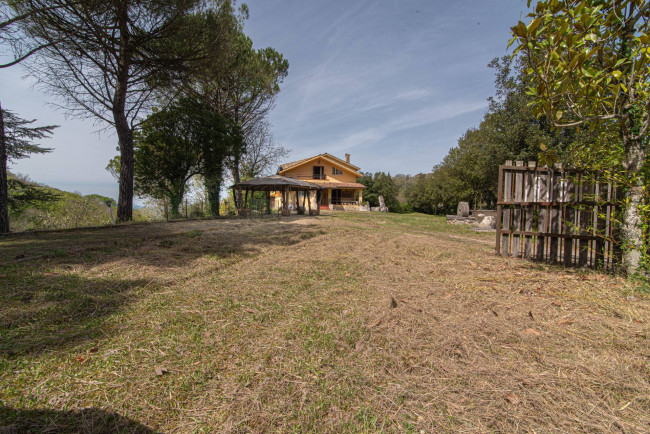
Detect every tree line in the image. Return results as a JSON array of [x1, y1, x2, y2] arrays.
[[0, 0, 288, 232], [370, 0, 650, 275], [394, 56, 585, 215]]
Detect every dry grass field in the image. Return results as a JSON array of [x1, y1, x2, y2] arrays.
[[1, 212, 648, 433]]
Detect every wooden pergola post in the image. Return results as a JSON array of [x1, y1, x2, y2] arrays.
[[316, 188, 322, 215], [250, 187, 255, 216], [281, 186, 288, 216], [307, 189, 312, 215]]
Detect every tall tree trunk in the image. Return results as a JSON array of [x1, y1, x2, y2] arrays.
[[617, 10, 646, 275], [114, 6, 133, 223], [621, 137, 646, 275], [169, 194, 182, 219], [169, 184, 186, 220], [231, 154, 243, 206], [205, 175, 221, 217], [0, 102, 9, 233], [115, 117, 134, 223]]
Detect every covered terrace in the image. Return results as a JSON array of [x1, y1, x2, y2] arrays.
[[231, 175, 322, 216]]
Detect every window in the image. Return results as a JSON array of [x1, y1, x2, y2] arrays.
[[313, 166, 324, 179], [332, 167, 343, 175]]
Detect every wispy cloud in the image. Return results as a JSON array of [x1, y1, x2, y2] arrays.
[[331, 99, 487, 153], [5, 0, 528, 195]]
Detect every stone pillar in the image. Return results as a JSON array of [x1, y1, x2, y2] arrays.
[[457, 202, 470, 217]]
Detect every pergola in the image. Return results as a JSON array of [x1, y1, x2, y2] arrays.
[[231, 175, 322, 216]]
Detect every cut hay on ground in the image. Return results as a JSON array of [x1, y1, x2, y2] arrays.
[[1, 212, 648, 432]]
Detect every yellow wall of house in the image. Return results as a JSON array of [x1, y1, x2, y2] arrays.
[[282, 157, 359, 183]]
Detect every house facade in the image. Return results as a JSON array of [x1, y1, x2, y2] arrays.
[[276, 153, 366, 210]]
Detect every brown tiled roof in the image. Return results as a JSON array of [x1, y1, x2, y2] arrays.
[[279, 153, 361, 172], [232, 175, 322, 189], [279, 156, 313, 171], [308, 182, 366, 189]]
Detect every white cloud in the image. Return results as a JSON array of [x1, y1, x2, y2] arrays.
[[331, 99, 487, 153]]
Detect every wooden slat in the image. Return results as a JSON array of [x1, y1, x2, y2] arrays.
[[512, 161, 524, 257], [578, 174, 591, 267], [594, 180, 605, 268], [563, 173, 575, 266], [495, 162, 620, 271], [496, 165, 504, 256], [536, 171, 549, 261], [501, 160, 513, 256], [524, 162, 535, 258], [549, 168, 560, 263]]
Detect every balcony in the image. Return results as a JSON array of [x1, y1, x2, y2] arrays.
[[285, 173, 326, 180]]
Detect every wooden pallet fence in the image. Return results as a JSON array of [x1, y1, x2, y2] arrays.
[[495, 161, 621, 269]]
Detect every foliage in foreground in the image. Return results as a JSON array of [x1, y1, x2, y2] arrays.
[[7, 173, 152, 232], [511, 0, 650, 275], [0, 106, 57, 233]]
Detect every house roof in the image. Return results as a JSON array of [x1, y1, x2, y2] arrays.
[[231, 176, 366, 191], [279, 153, 361, 172], [231, 175, 322, 190]]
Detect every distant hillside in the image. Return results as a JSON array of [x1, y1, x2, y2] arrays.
[[7, 173, 153, 232]]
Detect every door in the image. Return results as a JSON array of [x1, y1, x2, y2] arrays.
[[331, 189, 342, 204], [313, 166, 324, 179]]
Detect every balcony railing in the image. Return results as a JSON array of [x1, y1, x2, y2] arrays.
[[285, 173, 326, 180]]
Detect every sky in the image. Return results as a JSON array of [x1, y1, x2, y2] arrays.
[[1, 0, 529, 201]]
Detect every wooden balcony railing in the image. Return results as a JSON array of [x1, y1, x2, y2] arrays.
[[285, 173, 326, 180]]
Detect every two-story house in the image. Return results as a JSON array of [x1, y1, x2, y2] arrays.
[[277, 153, 366, 210]]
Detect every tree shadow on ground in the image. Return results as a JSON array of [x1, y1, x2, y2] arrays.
[[0, 217, 324, 268], [0, 406, 155, 433], [0, 273, 150, 357], [0, 218, 326, 357]]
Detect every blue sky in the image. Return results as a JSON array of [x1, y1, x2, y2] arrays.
[[2, 0, 528, 200]]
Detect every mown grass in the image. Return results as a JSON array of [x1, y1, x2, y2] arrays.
[[0, 212, 648, 432]]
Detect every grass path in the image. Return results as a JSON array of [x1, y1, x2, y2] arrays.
[[1, 212, 648, 432]]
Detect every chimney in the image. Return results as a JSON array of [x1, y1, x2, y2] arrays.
[[345, 153, 350, 164]]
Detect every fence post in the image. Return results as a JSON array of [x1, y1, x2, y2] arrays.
[[563, 169, 575, 266], [496, 164, 504, 255], [501, 160, 513, 256], [512, 161, 524, 257], [524, 161, 536, 258]]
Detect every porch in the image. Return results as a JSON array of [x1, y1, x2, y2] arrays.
[[317, 188, 362, 210]]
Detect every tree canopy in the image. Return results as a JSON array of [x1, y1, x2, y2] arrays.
[[0, 104, 57, 232], [511, 0, 650, 274], [3, 0, 242, 222], [132, 97, 243, 219]]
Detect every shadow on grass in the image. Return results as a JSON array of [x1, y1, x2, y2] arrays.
[[0, 272, 151, 357], [0, 406, 155, 433], [0, 218, 324, 268], [0, 220, 326, 357]]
